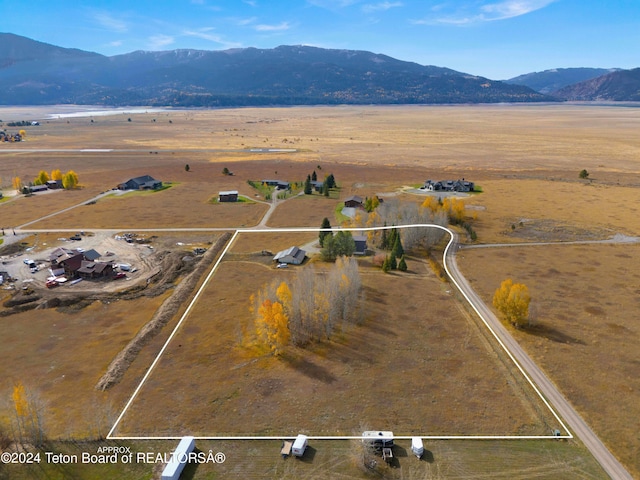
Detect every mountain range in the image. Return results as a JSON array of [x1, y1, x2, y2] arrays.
[[0, 33, 638, 106]]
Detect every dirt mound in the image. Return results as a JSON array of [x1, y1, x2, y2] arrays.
[[95, 233, 231, 391]]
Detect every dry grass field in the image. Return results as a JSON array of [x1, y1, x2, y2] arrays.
[[457, 243, 640, 478], [114, 242, 562, 438], [2, 104, 640, 478]]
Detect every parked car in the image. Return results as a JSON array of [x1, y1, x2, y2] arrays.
[[276, 263, 288, 269], [113, 272, 127, 280]]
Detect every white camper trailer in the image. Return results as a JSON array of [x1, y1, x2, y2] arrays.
[[161, 436, 195, 480], [411, 437, 424, 458], [292, 434, 308, 457]]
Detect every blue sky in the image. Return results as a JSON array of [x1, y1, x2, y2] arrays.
[[3, 0, 639, 79]]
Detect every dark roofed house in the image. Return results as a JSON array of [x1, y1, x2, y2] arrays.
[[261, 179, 290, 190], [219, 190, 239, 202], [311, 180, 324, 192], [77, 261, 114, 279], [49, 247, 75, 265], [273, 246, 306, 265], [83, 249, 101, 261], [344, 195, 364, 208], [46, 180, 62, 189], [57, 253, 85, 277], [118, 175, 162, 190], [353, 235, 368, 255]]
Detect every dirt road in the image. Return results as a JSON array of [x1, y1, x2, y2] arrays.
[[445, 232, 634, 480]]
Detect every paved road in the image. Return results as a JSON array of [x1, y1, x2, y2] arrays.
[[445, 233, 634, 480]]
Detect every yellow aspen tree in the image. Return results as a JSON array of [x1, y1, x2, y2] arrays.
[[256, 299, 289, 355], [421, 195, 440, 213], [34, 170, 49, 186], [12, 382, 29, 444], [51, 169, 63, 181], [12, 176, 22, 192], [493, 279, 513, 314], [12, 382, 29, 418], [276, 282, 292, 315], [19, 129, 26, 138], [62, 170, 79, 189], [493, 279, 531, 327], [507, 283, 531, 327]]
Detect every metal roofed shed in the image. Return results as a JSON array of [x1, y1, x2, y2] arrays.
[[273, 246, 306, 265], [218, 190, 239, 202]]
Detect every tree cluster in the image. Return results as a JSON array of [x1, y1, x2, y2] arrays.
[[321, 230, 355, 262], [492, 279, 531, 328], [364, 196, 380, 212], [304, 170, 335, 196], [248, 257, 364, 352], [28, 169, 79, 189], [353, 198, 448, 252], [422, 195, 477, 240], [380, 227, 408, 272]]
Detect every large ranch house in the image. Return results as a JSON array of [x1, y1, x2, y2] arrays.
[[422, 179, 475, 192], [117, 175, 162, 190]]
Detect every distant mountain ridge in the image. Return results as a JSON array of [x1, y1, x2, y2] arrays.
[[0, 33, 553, 106], [505, 68, 619, 94], [553, 68, 640, 101]]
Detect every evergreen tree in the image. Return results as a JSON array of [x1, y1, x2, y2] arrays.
[[387, 228, 398, 251], [312, 170, 317, 182], [380, 223, 389, 250], [392, 233, 404, 259], [319, 218, 332, 247], [398, 256, 407, 272], [325, 173, 336, 189], [323, 182, 330, 197], [304, 174, 312, 195], [389, 252, 397, 270], [382, 256, 391, 273]]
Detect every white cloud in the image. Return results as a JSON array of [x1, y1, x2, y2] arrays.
[[362, 1, 403, 14], [307, 0, 361, 8], [237, 16, 258, 26], [106, 40, 123, 47], [480, 0, 555, 19], [413, 0, 555, 25], [93, 12, 128, 33], [243, 0, 258, 6], [183, 29, 243, 48], [254, 21, 291, 32], [148, 34, 175, 49]]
